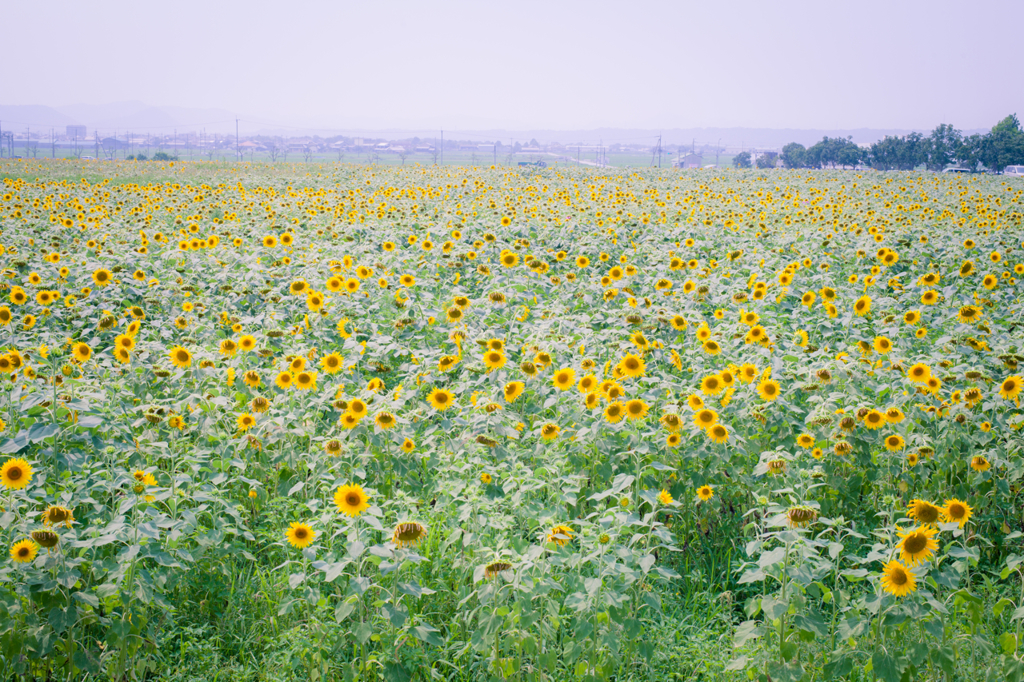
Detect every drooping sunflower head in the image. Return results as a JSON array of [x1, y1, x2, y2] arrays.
[[786, 505, 819, 528], [392, 521, 427, 548], [31, 530, 59, 549], [42, 505, 74, 527]]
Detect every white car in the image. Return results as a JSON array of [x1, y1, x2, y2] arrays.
[[1004, 165, 1024, 177]]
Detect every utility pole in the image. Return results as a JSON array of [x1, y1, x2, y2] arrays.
[[440, 129, 443, 165], [716, 137, 721, 168], [51, 129, 54, 158], [95, 130, 99, 158], [658, 135, 662, 168], [236, 118, 240, 161], [493, 143, 496, 165]]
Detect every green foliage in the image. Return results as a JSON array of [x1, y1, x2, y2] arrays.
[[733, 151, 752, 168]]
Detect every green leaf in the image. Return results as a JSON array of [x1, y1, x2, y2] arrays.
[[733, 620, 764, 647], [48, 606, 75, 635], [409, 624, 443, 647], [871, 651, 901, 682]]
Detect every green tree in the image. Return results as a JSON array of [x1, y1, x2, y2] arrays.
[[755, 151, 778, 169], [980, 114, 1024, 171], [733, 151, 751, 168], [926, 123, 962, 170], [780, 143, 806, 169]]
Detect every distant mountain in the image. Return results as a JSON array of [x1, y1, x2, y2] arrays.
[[0, 102, 992, 147], [0, 105, 76, 130]]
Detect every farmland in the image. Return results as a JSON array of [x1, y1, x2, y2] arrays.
[[1, 158, 1023, 681]]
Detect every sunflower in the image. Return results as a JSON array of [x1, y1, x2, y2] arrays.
[[618, 354, 645, 378], [92, 268, 113, 287], [1, 458, 33, 490], [853, 295, 871, 316], [862, 410, 886, 429], [658, 489, 674, 505], [702, 339, 722, 356], [604, 401, 625, 423], [374, 411, 396, 430], [294, 371, 317, 391], [72, 342, 92, 364], [219, 339, 238, 356], [885, 407, 905, 423], [707, 423, 729, 444], [956, 305, 982, 324], [884, 434, 905, 451], [897, 525, 938, 565], [907, 363, 931, 383], [31, 530, 59, 549], [552, 367, 575, 390], [624, 399, 648, 421], [348, 398, 368, 417], [738, 364, 758, 384], [577, 375, 598, 394], [547, 524, 574, 546], [701, 374, 724, 396], [285, 522, 316, 548], [942, 499, 972, 528], [660, 412, 682, 432], [392, 521, 427, 548], [10, 539, 38, 564], [274, 371, 293, 389], [480, 472, 493, 484], [42, 504, 74, 527], [757, 379, 780, 401], [334, 483, 370, 517], [998, 375, 1023, 400], [880, 561, 917, 597], [696, 485, 715, 501], [693, 408, 718, 430], [503, 381, 525, 403], [483, 350, 507, 371], [970, 455, 990, 472], [428, 388, 455, 411], [907, 499, 941, 525], [237, 413, 256, 431], [541, 423, 561, 440], [796, 433, 816, 449], [169, 346, 193, 368]]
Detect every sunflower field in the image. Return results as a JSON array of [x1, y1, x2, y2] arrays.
[[1, 158, 1023, 681]]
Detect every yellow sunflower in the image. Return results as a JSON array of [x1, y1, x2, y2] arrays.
[[897, 525, 939, 565], [334, 484, 370, 517], [1, 458, 33, 490], [880, 561, 917, 597], [285, 522, 316, 548]]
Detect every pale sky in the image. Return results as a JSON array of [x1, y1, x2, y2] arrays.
[[3, 0, 1022, 131]]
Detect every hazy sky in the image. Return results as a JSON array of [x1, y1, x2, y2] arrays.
[[3, 0, 1022, 131]]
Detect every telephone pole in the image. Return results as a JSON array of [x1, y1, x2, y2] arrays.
[[235, 119, 240, 162], [51, 129, 55, 158], [440, 129, 443, 165]]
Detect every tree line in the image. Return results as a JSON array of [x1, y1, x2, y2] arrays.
[[733, 114, 1024, 172]]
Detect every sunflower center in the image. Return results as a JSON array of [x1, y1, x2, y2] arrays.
[[889, 568, 908, 586], [903, 533, 927, 554], [295, 528, 308, 539], [8, 466, 23, 481], [948, 503, 965, 519], [916, 505, 939, 523], [346, 493, 361, 506]]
